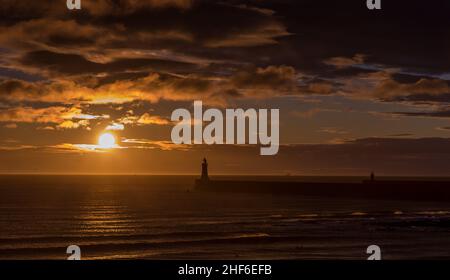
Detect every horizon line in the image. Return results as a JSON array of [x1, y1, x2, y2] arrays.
[[1, 172, 450, 178]]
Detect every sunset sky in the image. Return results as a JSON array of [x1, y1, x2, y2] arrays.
[[0, 0, 449, 175]]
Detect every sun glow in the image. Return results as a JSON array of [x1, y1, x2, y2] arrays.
[[98, 133, 116, 149]]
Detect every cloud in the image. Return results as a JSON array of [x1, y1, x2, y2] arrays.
[[391, 109, 450, 119], [0, 1, 288, 73], [0, 2, 296, 125], [51, 143, 103, 153], [57, 120, 90, 130], [3, 123, 17, 129], [290, 108, 340, 118], [117, 112, 170, 126], [0, 0, 193, 21], [323, 54, 366, 69], [50, 138, 190, 153], [137, 113, 170, 125], [37, 126, 55, 131], [106, 73, 219, 104], [0, 106, 105, 130], [2, 0, 445, 110], [19, 50, 199, 77], [121, 138, 190, 151], [0, 19, 102, 51], [82, 0, 194, 15], [204, 20, 289, 48], [318, 127, 348, 135], [231, 65, 298, 95], [388, 133, 414, 137], [61, 107, 109, 120], [0, 106, 70, 123], [0, 65, 302, 108], [52, 142, 124, 153], [0, 144, 36, 151], [0, 79, 100, 104], [336, 69, 450, 106], [105, 123, 125, 131], [373, 77, 450, 102]]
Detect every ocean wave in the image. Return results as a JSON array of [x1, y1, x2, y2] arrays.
[[417, 211, 450, 216], [0, 232, 272, 251]]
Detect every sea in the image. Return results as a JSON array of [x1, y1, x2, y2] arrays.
[[0, 175, 449, 260]]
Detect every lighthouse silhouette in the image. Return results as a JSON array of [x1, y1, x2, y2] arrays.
[[201, 158, 209, 181]]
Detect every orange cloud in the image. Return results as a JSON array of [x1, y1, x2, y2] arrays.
[[0, 106, 69, 123], [0, 65, 307, 108], [57, 120, 90, 130], [137, 113, 170, 125], [122, 138, 190, 151], [0, 106, 104, 130], [4, 123, 18, 129]]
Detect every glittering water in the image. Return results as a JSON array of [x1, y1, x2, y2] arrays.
[[1, 175, 450, 260]]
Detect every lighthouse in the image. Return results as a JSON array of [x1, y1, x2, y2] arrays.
[[201, 158, 209, 181], [195, 158, 210, 188]]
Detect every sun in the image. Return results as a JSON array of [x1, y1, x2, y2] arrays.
[[98, 133, 116, 149]]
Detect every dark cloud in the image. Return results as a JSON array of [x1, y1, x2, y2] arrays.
[[388, 133, 414, 137], [1, 0, 448, 105], [230, 65, 298, 95], [392, 110, 450, 118], [20, 50, 198, 76], [337, 70, 450, 105], [375, 77, 450, 102], [258, 0, 449, 73]]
